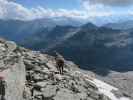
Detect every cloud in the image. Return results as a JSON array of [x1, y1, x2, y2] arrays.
[[0, 0, 89, 21], [82, 1, 113, 16], [30, 7, 87, 20], [0, 0, 33, 20], [79, 0, 133, 25], [0, 0, 116, 21], [82, 0, 133, 7], [0, 0, 133, 25], [81, 0, 133, 18]]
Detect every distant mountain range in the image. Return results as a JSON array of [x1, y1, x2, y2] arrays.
[[1, 19, 133, 73], [0, 18, 83, 42], [46, 24, 133, 70], [22, 25, 78, 50], [104, 20, 133, 30]]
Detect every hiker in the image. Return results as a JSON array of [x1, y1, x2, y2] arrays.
[[0, 77, 6, 100], [55, 52, 65, 74]]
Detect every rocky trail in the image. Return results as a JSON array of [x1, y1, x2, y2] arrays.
[[0, 38, 131, 100]]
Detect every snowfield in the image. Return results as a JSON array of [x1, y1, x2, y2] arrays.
[[87, 78, 130, 100]]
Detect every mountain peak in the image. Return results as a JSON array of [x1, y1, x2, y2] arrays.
[[81, 22, 98, 30]]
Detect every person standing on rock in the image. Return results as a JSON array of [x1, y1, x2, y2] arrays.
[[55, 52, 65, 75], [0, 77, 6, 100]]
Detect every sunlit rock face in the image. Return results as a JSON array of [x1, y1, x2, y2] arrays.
[[0, 38, 26, 100], [5, 58, 26, 100]]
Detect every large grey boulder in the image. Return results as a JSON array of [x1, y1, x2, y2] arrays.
[[0, 40, 26, 100], [4, 56, 26, 100], [5, 41, 17, 52]]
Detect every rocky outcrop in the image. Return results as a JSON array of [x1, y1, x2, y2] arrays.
[[0, 38, 26, 100], [22, 49, 106, 100], [0, 38, 130, 100]]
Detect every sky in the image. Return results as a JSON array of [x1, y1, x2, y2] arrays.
[[1, 0, 133, 24], [15, 0, 82, 10]]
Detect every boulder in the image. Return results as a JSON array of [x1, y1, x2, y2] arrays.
[[42, 85, 57, 98], [23, 87, 31, 100], [5, 57, 26, 100], [5, 41, 17, 52], [54, 88, 80, 100], [35, 82, 48, 88]]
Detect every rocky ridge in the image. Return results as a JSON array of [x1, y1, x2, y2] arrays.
[[0, 38, 130, 100]]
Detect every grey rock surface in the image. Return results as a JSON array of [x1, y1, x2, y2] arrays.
[[98, 71, 133, 99], [0, 38, 130, 100], [0, 39, 26, 100]]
